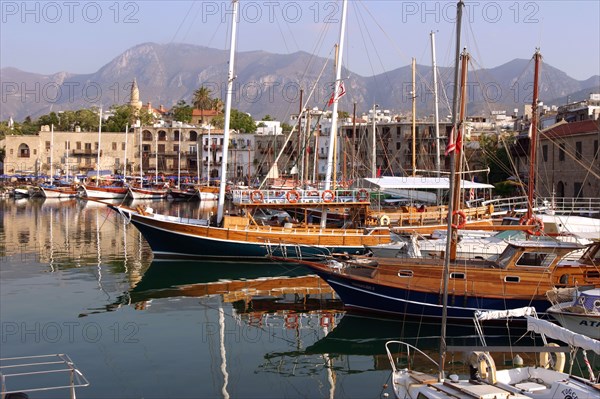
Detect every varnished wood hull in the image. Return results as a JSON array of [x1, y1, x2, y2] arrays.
[[284, 255, 599, 319], [121, 208, 391, 260]]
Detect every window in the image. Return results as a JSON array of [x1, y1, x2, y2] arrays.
[[85, 143, 92, 150], [504, 276, 520, 283], [46, 141, 51, 150], [515, 252, 556, 267], [574, 182, 583, 198], [576, 141, 582, 160], [397, 270, 413, 277], [95, 142, 99, 150], [542, 145, 548, 162], [76, 142, 81, 150], [65, 141, 70, 150], [594, 140, 598, 159], [47, 157, 51, 165], [122, 142, 126, 151], [450, 272, 465, 279], [396, 142, 401, 150], [173, 145, 179, 152], [112, 142, 117, 151], [558, 143, 565, 161]]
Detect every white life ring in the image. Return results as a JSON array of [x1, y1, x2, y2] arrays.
[[539, 343, 565, 372], [379, 215, 391, 226], [469, 351, 497, 384]]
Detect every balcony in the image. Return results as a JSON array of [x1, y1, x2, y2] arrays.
[[72, 149, 98, 155]]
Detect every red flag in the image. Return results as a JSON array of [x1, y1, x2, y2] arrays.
[[377, 166, 382, 177], [328, 81, 346, 107], [445, 126, 456, 155], [445, 125, 463, 156]]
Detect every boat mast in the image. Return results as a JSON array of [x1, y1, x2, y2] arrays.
[[124, 123, 128, 184], [411, 57, 417, 177], [440, 0, 463, 382], [321, 0, 347, 228], [217, 0, 239, 224], [371, 103, 377, 178], [431, 31, 441, 179], [450, 49, 470, 260], [139, 125, 143, 185], [527, 49, 542, 220], [96, 107, 102, 184], [324, 0, 347, 191], [50, 123, 54, 182]]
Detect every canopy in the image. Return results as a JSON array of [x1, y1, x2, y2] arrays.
[[526, 316, 600, 354], [361, 176, 494, 190]]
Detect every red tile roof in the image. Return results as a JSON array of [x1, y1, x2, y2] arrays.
[[543, 119, 600, 139]]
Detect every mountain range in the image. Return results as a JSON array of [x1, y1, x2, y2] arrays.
[[1, 42, 599, 122]]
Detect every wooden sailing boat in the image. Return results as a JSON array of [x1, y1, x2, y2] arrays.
[[40, 124, 78, 198], [269, 5, 600, 317], [128, 123, 169, 200], [82, 108, 128, 199], [113, 0, 391, 260]]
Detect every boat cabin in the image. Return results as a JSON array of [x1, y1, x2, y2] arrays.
[[494, 241, 583, 270]]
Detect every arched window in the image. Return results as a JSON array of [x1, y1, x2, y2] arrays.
[[158, 130, 167, 141], [18, 143, 30, 158], [189, 131, 198, 141], [142, 130, 153, 141], [173, 130, 180, 141]]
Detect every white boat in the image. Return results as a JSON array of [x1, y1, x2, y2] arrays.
[[128, 185, 168, 200], [40, 185, 78, 198], [0, 354, 89, 398], [387, 306, 600, 399], [81, 184, 128, 199], [547, 288, 600, 339]]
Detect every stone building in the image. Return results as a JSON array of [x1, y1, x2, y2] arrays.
[[512, 119, 599, 198]]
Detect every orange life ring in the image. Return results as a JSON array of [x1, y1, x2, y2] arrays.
[[284, 313, 298, 329], [250, 190, 264, 203], [355, 189, 369, 202], [451, 210, 467, 229], [520, 216, 544, 236], [286, 190, 300, 203], [322, 190, 335, 203], [320, 312, 334, 327]]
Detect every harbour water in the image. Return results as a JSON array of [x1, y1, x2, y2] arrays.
[[2, 197, 591, 398]]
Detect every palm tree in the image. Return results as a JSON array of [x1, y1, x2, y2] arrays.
[[192, 86, 213, 110]]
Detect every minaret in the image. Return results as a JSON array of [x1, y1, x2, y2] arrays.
[[129, 78, 143, 113]]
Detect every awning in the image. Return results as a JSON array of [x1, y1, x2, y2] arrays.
[[361, 176, 494, 190]]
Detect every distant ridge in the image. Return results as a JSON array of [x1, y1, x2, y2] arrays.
[[1, 42, 598, 121]]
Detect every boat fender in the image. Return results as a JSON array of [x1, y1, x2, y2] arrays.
[[539, 343, 565, 372], [322, 190, 335, 203], [286, 190, 300, 203], [379, 215, 391, 226], [468, 351, 497, 384], [250, 190, 264, 203], [451, 210, 467, 229]]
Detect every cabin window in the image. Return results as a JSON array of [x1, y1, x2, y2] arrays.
[[515, 252, 556, 267], [397, 270, 413, 278], [450, 272, 465, 279], [585, 271, 600, 280], [505, 276, 520, 283], [495, 245, 518, 269]]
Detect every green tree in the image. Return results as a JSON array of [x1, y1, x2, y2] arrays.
[[212, 109, 257, 133], [281, 123, 293, 133], [171, 100, 193, 123], [262, 114, 274, 121], [477, 133, 515, 185], [338, 110, 349, 119]]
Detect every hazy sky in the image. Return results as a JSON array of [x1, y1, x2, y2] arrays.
[[1, 0, 599, 80]]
